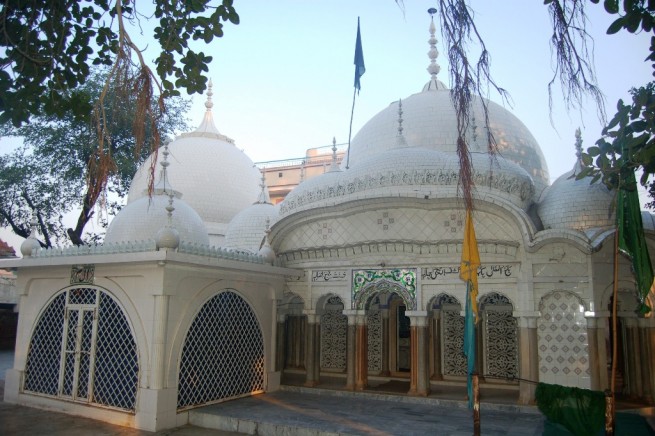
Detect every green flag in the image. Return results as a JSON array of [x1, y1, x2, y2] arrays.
[[618, 166, 653, 314]]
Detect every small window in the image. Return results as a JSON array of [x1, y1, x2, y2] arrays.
[[278, 172, 283, 178]]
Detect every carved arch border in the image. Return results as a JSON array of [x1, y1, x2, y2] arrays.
[[354, 278, 416, 310]]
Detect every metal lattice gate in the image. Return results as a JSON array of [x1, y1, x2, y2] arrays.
[[177, 290, 265, 410], [23, 288, 138, 411]]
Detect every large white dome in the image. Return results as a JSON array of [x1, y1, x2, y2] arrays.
[[127, 90, 261, 242], [346, 88, 549, 199]]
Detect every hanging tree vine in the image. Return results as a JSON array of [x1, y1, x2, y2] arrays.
[[0, 0, 240, 232]]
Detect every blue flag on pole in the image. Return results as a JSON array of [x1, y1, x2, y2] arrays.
[[354, 17, 365, 93]]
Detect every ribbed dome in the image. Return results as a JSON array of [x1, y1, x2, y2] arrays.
[[537, 165, 614, 232], [127, 87, 261, 241], [281, 146, 534, 217], [105, 194, 209, 246], [346, 89, 549, 198]]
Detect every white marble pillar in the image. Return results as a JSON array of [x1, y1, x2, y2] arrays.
[[150, 294, 170, 390]]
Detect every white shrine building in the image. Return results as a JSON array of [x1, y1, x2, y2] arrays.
[[2, 17, 654, 432]]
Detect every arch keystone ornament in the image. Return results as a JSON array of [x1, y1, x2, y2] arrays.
[[352, 269, 417, 310]]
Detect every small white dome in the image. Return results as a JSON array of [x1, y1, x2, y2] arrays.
[[105, 195, 209, 246], [537, 166, 614, 231], [224, 203, 279, 253]]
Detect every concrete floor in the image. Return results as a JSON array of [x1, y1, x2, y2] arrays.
[[2, 350, 654, 435]]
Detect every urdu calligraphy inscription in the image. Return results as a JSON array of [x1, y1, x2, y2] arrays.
[[422, 264, 515, 281], [311, 270, 348, 282]]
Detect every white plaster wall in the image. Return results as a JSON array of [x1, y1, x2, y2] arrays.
[[3, 254, 291, 432]]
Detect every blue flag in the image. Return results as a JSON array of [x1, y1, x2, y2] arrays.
[[354, 17, 365, 93]]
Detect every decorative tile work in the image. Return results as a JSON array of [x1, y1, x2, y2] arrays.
[[444, 211, 464, 234], [377, 212, 395, 231], [483, 310, 518, 380], [537, 291, 590, 388], [352, 269, 416, 310], [317, 222, 333, 240], [320, 297, 347, 371], [442, 310, 466, 376], [367, 311, 383, 372], [278, 209, 519, 255]]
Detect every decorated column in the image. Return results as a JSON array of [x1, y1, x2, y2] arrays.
[[276, 313, 286, 372], [638, 317, 654, 403], [585, 312, 610, 391], [355, 312, 368, 391], [518, 314, 539, 404], [430, 308, 442, 380], [407, 311, 430, 396], [344, 310, 357, 390], [380, 308, 391, 376], [304, 312, 321, 387]]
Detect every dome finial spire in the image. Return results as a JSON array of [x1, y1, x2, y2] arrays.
[[258, 217, 276, 265], [328, 137, 342, 172], [255, 167, 272, 204], [574, 127, 583, 161], [427, 8, 441, 82], [422, 8, 447, 91], [572, 127, 584, 174], [195, 78, 221, 134], [396, 99, 408, 147], [205, 79, 214, 110], [155, 139, 175, 194]]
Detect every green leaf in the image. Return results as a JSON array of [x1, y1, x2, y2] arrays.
[[607, 17, 625, 34], [604, 0, 619, 14]]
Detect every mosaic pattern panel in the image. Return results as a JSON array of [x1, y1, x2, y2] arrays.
[[483, 310, 518, 380], [352, 269, 416, 310], [538, 291, 590, 388], [23, 288, 138, 411], [320, 309, 347, 370], [442, 310, 466, 376], [178, 291, 265, 410], [367, 311, 382, 372]]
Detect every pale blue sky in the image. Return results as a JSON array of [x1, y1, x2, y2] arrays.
[[1, 1, 651, 252], [188, 0, 649, 178]]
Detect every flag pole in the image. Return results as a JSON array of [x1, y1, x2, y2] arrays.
[[346, 16, 365, 170], [346, 86, 356, 169]]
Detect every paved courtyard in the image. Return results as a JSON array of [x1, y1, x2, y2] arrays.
[[1, 350, 653, 435]]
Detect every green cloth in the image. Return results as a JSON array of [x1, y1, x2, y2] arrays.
[[618, 156, 654, 315], [536, 383, 605, 436]]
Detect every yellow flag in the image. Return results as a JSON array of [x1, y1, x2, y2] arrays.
[[460, 210, 481, 322]]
